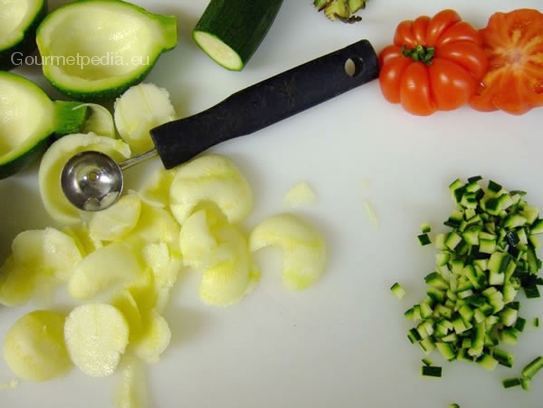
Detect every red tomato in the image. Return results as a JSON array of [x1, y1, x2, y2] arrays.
[[469, 9, 543, 115], [378, 9, 489, 116]]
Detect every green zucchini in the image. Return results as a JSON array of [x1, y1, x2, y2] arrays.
[[192, 0, 284, 71], [0, 0, 47, 70], [0, 72, 90, 179], [35, 0, 177, 101], [390, 282, 406, 300]]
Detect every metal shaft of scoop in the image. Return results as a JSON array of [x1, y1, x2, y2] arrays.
[[61, 39, 379, 212]]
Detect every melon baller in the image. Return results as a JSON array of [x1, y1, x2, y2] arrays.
[[60, 39, 379, 212]]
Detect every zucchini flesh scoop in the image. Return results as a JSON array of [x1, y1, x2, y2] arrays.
[[35, 0, 178, 101], [0, 0, 47, 70], [0, 72, 89, 179]]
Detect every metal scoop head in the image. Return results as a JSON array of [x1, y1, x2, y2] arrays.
[[60, 150, 124, 211]]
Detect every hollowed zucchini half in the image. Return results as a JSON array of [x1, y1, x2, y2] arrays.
[[0, 71, 89, 179], [0, 0, 47, 70], [36, 0, 178, 102]]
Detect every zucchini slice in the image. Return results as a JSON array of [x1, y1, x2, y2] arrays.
[[193, 0, 284, 70], [0, 71, 90, 179], [113, 83, 177, 154], [35, 0, 178, 101], [0, 0, 47, 70]]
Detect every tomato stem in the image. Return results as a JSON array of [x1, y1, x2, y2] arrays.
[[402, 44, 435, 65]]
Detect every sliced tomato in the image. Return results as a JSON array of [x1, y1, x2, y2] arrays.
[[469, 8, 543, 115]]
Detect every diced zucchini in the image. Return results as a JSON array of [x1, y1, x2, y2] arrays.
[[462, 226, 481, 246], [435, 253, 450, 267], [420, 301, 434, 319], [500, 327, 519, 346], [457, 289, 474, 300], [421, 365, 442, 377], [419, 337, 435, 354], [500, 307, 518, 327], [452, 317, 470, 334], [493, 348, 514, 368], [481, 197, 501, 216], [436, 342, 456, 361], [399, 177, 543, 385], [487, 180, 503, 195], [457, 348, 473, 362], [477, 353, 499, 371], [524, 286, 541, 299], [421, 357, 433, 366], [421, 222, 432, 233], [530, 219, 543, 235], [513, 316, 526, 332], [502, 377, 521, 389], [520, 377, 531, 391], [434, 304, 453, 319], [404, 307, 416, 321], [479, 238, 496, 254], [445, 210, 464, 228], [504, 214, 528, 229], [407, 328, 422, 343], [390, 282, 406, 300], [425, 272, 448, 290], [528, 234, 540, 249], [458, 304, 474, 322], [427, 287, 446, 303], [521, 356, 543, 380], [445, 232, 464, 252], [434, 233, 448, 251], [441, 333, 457, 343], [418, 233, 432, 246], [449, 178, 464, 193], [498, 193, 514, 211], [521, 205, 540, 224]]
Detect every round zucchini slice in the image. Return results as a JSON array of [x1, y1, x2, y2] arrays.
[[0, 0, 47, 71], [35, 0, 178, 102], [0, 71, 90, 179]]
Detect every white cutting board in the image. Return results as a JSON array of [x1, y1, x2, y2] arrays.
[[1, 1, 543, 407]]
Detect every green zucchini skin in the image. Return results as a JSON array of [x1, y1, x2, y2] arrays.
[[193, 0, 284, 70], [0, 139, 52, 180], [0, 102, 89, 179], [47, 69, 152, 103], [0, 0, 48, 71]]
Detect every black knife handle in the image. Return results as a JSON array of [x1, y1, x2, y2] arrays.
[[150, 39, 380, 169]]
